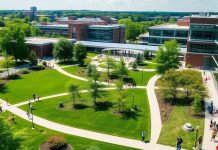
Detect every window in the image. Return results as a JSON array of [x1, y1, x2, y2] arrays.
[[162, 30, 174, 37]]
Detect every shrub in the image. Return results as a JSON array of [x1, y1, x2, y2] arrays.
[[8, 73, 19, 79], [47, 136, 67, 150], [21, 69, 30, 74], [29, 65, 45, 71], [186, 64, 192, 68], [42, 61, 47, 66]]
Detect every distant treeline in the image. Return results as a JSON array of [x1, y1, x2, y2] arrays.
[[1, 10, 218, 22]]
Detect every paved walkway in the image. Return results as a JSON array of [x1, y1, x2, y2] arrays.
[[202, 71, 218, 150], [146, 75, 162, 144], [14, 87, 147, 107]]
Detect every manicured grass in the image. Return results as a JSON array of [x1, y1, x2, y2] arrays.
[[20, 89, 151, 141], [0, 69, 89, 104], [1, 112, 138, 150], [138, 63, 157, 69], [63, 66, 156, 86], [157, 104, 204, 149], [87, 52, 98, 57], [127, 71, 156, 86]]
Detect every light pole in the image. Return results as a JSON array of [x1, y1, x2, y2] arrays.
[[131, 93, 135, 109], [30, 104, 35, 129], [195, 126, 199, 148]]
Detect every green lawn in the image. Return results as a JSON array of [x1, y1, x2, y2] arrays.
[[20, 89, 151, 141], [0, 69, 89, 104], [63, 66, 156, 86], [87, 52, 98, 57], [138, 63, 157, 69], [158, 105, 204, 149], [1, 112, 137, 150]]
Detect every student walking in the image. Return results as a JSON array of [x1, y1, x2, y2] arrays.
[[210, 129, 217, 141], [141, 131, 145, 142], [176, 136, 183, 150]]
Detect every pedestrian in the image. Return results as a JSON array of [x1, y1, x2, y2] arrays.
[[37, 96, 40, 101], [210, 129, 217, 141], [11, 115, 15, 124], [141, 131, 145, 142], [210, 119, 213, 129], [214, 121, 217, 128], [33, 94, 36, 101], [26, 110, 30, 119], [197, 136, 203, 150], [0, 105, 3, 112], [176, 136, 183, 150]]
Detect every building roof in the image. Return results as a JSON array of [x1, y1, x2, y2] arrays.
[[25, 37, 75, 46], [76, 41, 187, 54], [149, 24, 189, 30], [36, 24, 68, 29], [89, 24, 125, 29]]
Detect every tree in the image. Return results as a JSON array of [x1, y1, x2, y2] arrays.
[[136, 53, 143, 65], [144, 50, 150, 60], [155, 40, 180, 74], [0, 23, 29, 61], [0, 116, 23, 150], [114, 57, 128, 80], [115, 80, 125, 113], [192, 94, 204, 115], [86, 64, 93, 77], [89, 65, 101, 104], [74, 44, 87, 66], [132, 61, 138, 71], [29, 51, 37, 65], [106, 51, 116, 77], [53, 38, 73, 62], [67, 83, 80, 106], [39, 16, 51, 23], [0, 51, 15, 77], [159, 69, 180, 103]]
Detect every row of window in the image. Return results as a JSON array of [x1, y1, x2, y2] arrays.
[[148, 38, 187, 45], [149, 29, 188, 38], [190, 31, 216, 40], [189, 44, 218, 54]]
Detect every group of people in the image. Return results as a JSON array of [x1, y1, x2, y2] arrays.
[[210, 119, 218, 142], [125, 82, 137, 88], [32, 94, 40, 101]]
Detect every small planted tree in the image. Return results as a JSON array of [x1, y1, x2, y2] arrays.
[[74, 43, 87, 66], [192, 94, 204, 115], [115, 57, 128, 81], [132, 61, 138, 71], [136, 53, 143, 65], [115, 80, 125, 113], [86, 64, 93, 77], [29, 51, 37, 65], [89, 65, 101, 104], [67, 82, 80, 106], [144, 50, 150, 60]]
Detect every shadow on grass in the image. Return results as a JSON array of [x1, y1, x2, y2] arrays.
[[73, 103, 90, 110], [123, 77, 136, 84], [94, 101, 113, 111], [0, 84, 8, 94], [58, 60, 78, 66], [121, 109, 142, 121], [163, 97, 192, 107]]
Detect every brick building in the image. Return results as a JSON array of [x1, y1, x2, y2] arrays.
[[185, 14, 218, 67]]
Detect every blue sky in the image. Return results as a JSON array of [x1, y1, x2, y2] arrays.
[[0, 0, 217, 11]]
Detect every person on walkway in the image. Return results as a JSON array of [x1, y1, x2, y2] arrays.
[[28, 100, 31, 107], [141, 131, 145, 142], [210, 119, 213, 129], [33, 94, 36, 101], [210, 128, 217, 141], [37, 96, 40, 101], [26, 110, 30, 119], [176, 136, 183, 150]]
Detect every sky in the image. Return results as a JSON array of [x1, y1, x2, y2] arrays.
[[0, 0, 217, 12]]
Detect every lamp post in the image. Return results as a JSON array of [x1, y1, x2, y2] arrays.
[[131, 93, 135, 109], [195, 126, 199, 148], [30, 104, 35, 129]]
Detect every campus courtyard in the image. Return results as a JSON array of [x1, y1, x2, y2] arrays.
[[0, 50, 215, 150]]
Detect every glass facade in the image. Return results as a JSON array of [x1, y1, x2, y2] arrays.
[[149, 29, 162, 36], [190, 24, 216, 41], [162, 30, 174, 37], [88, 28, 113, 42], [175, 30, 188, 37], [189, 44, 218, 54]]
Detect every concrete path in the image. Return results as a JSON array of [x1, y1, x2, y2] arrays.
[[14, 86, 147, 107], [202, 71, 218, 150], [146, 75, 162, 144]]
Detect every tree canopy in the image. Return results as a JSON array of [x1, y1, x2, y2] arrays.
[[155, 40, 180, 74], [74, 44, 87, 66], [53, 38, 73, 62]]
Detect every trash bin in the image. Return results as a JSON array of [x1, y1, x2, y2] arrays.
[[59, 102, 64, 108]]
